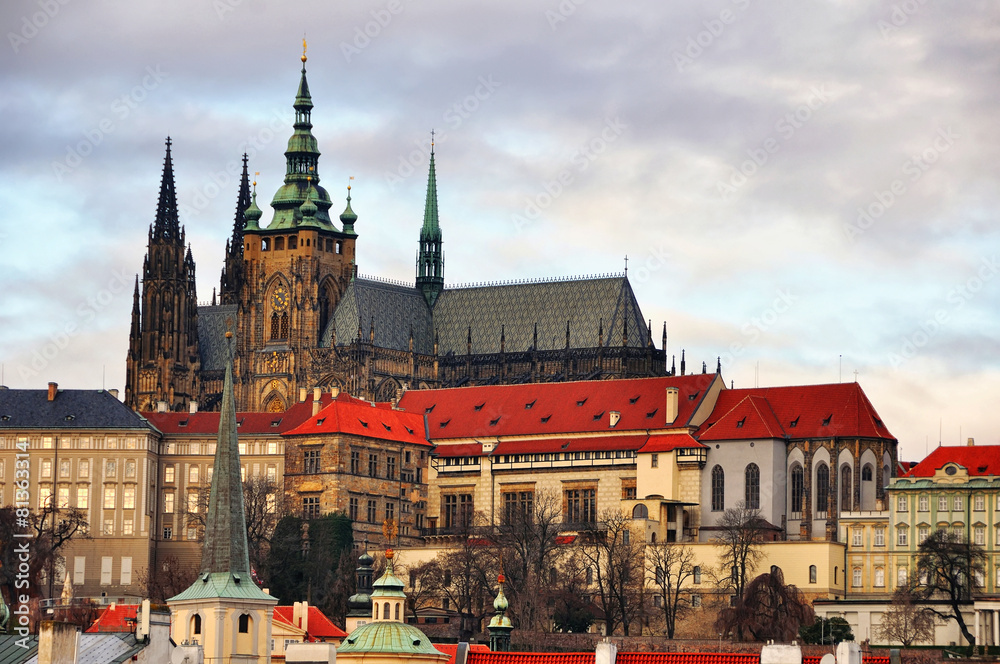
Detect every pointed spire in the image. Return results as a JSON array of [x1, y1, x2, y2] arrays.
[[340, 177, 357, 235], [488, 571, 514, 651], [211, 287, 217, 307], [680, 349, 686, 376], [661, 322, 667, 351], [230, 154, 251, 254], [200, 331, 250, 575], [153, 137, 180, 242], [717, 356, 722, 373], [671, 355, 676, 376], [416, 134, 444, 307], [244, 174, 263, 231]]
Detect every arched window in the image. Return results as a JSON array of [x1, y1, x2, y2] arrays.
[[862, 464, 873, 481], [745, 463, 760, 509], [395, 603, 400, 620], [632, 504, 649, 519], [791, 464, 804, 516], [374, 603, 379, 619], [816, 463, 830, 517], [383, 602, 390, 619], [874, 567, 885, 587], [809, 565, 817, 584], [270, 313, 280, 339], [840, 464, 852, 512], [883, 464, 891, 488], [191, 614, 201, 635], [280, 312, 289, 339], [238, 613, 250, 633], [711, 465, 725, 512]]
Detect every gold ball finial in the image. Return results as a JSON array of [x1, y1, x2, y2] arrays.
[[385, 549, 395, 560], [225, 331, 233, 339]]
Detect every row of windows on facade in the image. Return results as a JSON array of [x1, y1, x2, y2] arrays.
[[3, 436, 147, 450], [329, 449, 422, 482], [25, 458, 273, 484], [258, 236, 344, 253], [897, 493, 993, 513], [443, 489, 600, 529], [163, 441, 281, 456], [66, 555, 134, 586], [849, 564, 999, 590], [850, 523, 998, 548], [709, 462, 892, 513]]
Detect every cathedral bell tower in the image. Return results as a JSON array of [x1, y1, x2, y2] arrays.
[[125, 137, 200, 412], [237, 41, 358, 412], [415, 138, 444, 307]]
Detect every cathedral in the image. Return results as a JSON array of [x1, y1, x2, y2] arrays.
[[125, 51, 670, 413]]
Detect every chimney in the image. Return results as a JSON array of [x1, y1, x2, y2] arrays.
[[293, 601, 303, 628], [47, 382, 58, 401], [313, 387, 321, 402], [108, 388, 119, 400], [330, 386, 340, 399], [189, 401, 198, 414], [156, 401, 168, 413], [299, 387, 307, 402], [609, 411, 620, 428], [968, 437, 975, 447], [665, 387, 679, 425], [301, 601, 309, 633], [37, 621, 79, 664], [596, 640, 618, 664], [312, 399, 322, 416]]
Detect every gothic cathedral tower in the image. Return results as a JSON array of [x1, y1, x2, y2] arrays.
[[125, 138, 200, 412], [236, 47, 358, 412]]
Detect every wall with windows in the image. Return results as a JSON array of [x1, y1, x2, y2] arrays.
[[697, 439, 786, 539]]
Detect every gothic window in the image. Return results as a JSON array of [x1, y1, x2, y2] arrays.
[[744, 463, 760, 509], [279, 312, 289, 339], [711, 465, 724, 512], [841, 464, 852, 512], [862, 464, 873, 481], [790, 464, 804, 516], [816, 463, 829, 517], [883, 464, 891, 488], [270, 313, 280, 340]]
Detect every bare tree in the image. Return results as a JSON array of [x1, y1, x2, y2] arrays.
[[914, 529, 986, 646], [492, 490, 565, 630], [647, 539, 697, 638], [716, 567, 813, 642], [403, 559, 443, 621], [426, 515, 495, 640], [138, 555, 198, 602], [0, 505, 89, 604], [578, 510, 647, 636], [713, 502, 767, 603], [873, 586, 935, 647]]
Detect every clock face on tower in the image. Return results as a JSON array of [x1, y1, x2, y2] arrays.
[[271, 285, 289, 312]]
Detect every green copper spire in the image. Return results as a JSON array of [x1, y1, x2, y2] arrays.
[[488, 571, 514, 651], [416, 138, 444, 307], [340, 179, 358, 235], [266, 48, 335, 230], [200, 334, 250, 575]]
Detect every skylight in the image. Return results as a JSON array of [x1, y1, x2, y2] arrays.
[[525, 400, 536, 409], [822, 415, 832, 426], [474, 403, 485, 411], [576, 398, 588, 406], [358, 419, 368, 428], [646, 408, 658, 419]]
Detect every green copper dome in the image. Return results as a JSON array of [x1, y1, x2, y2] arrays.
[[338, 621, 442, 656], [244, 192, 263, 231]]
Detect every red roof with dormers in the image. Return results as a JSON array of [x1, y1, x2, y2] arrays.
[[86, 604, 138, 632], [143, 393, 335, 435], [902, 444, 1000, 478], [638, 433, 705, 453], [397, 374, 721, 440], [433, 434, 703, 458], [697, 383, 895, 442], [282, 393, 430, 445], [271, 605, 347, 640]]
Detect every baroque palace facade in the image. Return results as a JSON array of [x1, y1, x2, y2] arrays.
[[124, 51, 668, 415]]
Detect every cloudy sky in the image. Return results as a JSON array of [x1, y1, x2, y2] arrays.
[[1, 0, 997, 461]]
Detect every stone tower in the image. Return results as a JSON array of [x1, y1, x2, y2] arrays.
[[125, 137, 200, 412]]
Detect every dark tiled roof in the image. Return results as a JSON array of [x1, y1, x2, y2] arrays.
[[322, 279, 433, 352], [197, 304, 238, 371], [0, 389, 152, 430], [143, 392, 329, 434], [321, 275, 651, 355], [0, 635, 37, 663]]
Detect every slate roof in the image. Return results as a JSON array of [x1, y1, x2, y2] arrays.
[[197, 304, 238, 371], [0, 635, 37, 664], [321, 275, 651, 355], [901, 444, 1000, 478], [22, 632, 145, 664], [697, 382, 895, 442], [0, 388, 152, 430], [397, 374, 721, 440], [283, 393, 430, 445]]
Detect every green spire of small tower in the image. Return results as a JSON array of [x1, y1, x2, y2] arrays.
[[488, 571, 514, 651], [416, 136, 444, 307], [340, 178, 358, 236]]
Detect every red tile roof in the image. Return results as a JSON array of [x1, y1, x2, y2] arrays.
[[143, 394, 332, 435], [436, 643, 491, 664], [282, 393, 429, 446], [465, 653, 890, 664], [494, 435, 646, 456], [432, 442, 484, 458], [698, 383, 895, 441], [397, 375, 721, 440], [271, 605, 347, 640], [903, 444, 1000, 477], [467, 652, 594, 664], [617, 654, 758, 664], [86, 604, 138, 632], [638, 433, 705, 453]]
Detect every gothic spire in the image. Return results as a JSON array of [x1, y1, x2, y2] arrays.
[[200, 334, 250, 575], [154, 137, 180, 242], [416, 137, 444, 307], [230, 154, 251, 256]]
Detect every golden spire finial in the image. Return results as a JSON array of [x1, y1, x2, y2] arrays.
[[348, 175, 354, 192], [301, 36, 307, 63]]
